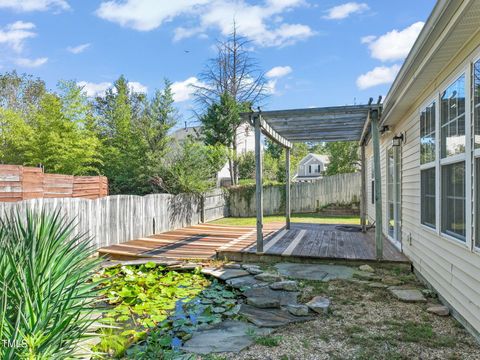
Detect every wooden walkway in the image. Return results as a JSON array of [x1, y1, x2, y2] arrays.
[[98, 222, 408, 263]]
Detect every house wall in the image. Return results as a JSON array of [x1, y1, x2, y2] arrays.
[[365, 31, 480, 337]]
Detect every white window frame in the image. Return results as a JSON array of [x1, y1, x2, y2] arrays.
[[419, 98, 438, 231], [386, 145, 401, 248], [472, 53, 480, 252]]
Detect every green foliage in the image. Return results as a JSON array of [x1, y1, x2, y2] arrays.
[[158, 138, 227, 195], [93, 263, 241, 358], [0, 81, 102, 175], [238, 151, 256, 180], [324, 141, 359, 176], [252, 334, 283, 347], [0, 210, 102, 359]]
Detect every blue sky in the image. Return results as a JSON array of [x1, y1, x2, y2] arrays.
[[0, 0, 435, 125]]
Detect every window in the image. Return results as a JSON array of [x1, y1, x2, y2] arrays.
[[421, 168, 436, 228], [420, 102, 436, 228], [442, 162, 466, 240], [421, 102, 436, 164], [309, 165, 312, 173], [475, 60, 480, 248], [317, 164, 321, 173], [441, 75, 466, 158], [476, 159, 480, 248]]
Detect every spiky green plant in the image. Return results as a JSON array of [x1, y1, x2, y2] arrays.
[[0, 210, 102, 359]]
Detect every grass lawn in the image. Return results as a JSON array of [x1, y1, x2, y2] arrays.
[[210, 213, 360, 226]]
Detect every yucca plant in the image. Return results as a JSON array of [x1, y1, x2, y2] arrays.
[[0, 210, 102, 359]]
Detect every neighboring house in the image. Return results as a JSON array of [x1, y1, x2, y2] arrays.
[[171, 122, 256, 186], [364, 0, 480, 339], [294, 153, 329, 182]]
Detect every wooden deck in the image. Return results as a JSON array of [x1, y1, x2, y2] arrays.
[[98, 222, 409, 263]]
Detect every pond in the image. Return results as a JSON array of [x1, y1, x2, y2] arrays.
[[92, 262, 241, 359]]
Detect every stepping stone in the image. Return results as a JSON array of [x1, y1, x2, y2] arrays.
[[239, 304, 314, 328], [242, 264, 261, 270], [306, 296, 331, 314], [243, 287, 299, 306], [287, 304, 309, 316], [359, 264, 375, 273], [224, 263, 242, 269], [168, 263, 199, 271], [354, 271, 382, 281], [246, 268, 263, 275], [270, 280, 299, 291], [254, 273, 282, 282], [388, 287, 427, 303], [422, 289, 436, 298], [247, 297, 280, 309], [182, 320, 273, 354], [427, 305, 449, 316], [275, 263, 355, 281], [202, 268, 250, 281], [226, 275, 268, 290], [368, 282, 388, 289]]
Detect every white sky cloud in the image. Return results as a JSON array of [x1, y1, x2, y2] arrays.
[[77, 80, 148, 97], [324, 2, 369, 20], [362, 21, 424, 62], [0, 0, 69, 12], [67, 43, 91, 54], [266, 65, 292, 78], [96, 0, 313, 47], [14, 57, 48, 67], [128, 81, 148, 93], [0, 21, 36, 52], [171, 77, 206, 102], [356, 64, 400, 90]]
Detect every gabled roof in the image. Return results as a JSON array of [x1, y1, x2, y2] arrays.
[[382, 0, 480, 126], [299, 153, 330, 166]]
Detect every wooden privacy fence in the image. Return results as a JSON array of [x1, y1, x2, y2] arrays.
[[228, 172, 361, 217], [0, 190, 228, 250], [0, 165, 108, 202]]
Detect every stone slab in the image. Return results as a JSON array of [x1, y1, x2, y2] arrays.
[[202, 268, 250, 281], [389, 288, 427, 303], [270, 280, 299, 291], [182, 320, 272, 354], [427, 305, 450, 316], [275, 263, 355, 281], [247, 297, 280, 309], [239, 304, 314, 328], [226, 275, 268, 290], [306, 296, 331, 314], [254, 273, 282, 282], [243, 287, 299, 306], [287, 304, 309, 316]]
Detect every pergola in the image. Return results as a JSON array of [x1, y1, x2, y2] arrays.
[[244, 98, 385, 259]]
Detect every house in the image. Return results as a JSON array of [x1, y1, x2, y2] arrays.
[[171, 122, 256, 185], [362, 0, 480, 340], [294, 153, 329, 182]]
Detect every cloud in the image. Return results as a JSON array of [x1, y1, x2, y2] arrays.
[[0, 21, 36, 52], [96, 0, 313, 47], [14, 57, 48, 67], [67, 43, 90, 54], [128, 81, 148, 93], [356, 64, 400, 89], [362, 21, 424, 62], [324, 2, 368, 20], [77, 80, 148, 97], [171, 77, 206, 102], [266, 65, 292, 78], [77, 81, 111, 97], [0, 0, 69, 12]]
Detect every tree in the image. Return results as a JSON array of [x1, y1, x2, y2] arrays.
[[94, 76, 148, 194], [324, 141, 359, 176], [155, 138, 227, 195], [0, 108, 33, 165], [0, 71, 46, 115], [195, 25, 268, 185]]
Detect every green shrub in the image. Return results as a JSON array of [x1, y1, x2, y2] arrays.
[[0, 210, 102, 359]]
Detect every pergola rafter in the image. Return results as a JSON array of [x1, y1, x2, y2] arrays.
[[243, 100, 385, 260]]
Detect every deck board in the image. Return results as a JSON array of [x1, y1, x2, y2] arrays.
[[98, 222, 409, 263]]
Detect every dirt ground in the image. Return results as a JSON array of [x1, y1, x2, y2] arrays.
[[201, 263, 480, 360]]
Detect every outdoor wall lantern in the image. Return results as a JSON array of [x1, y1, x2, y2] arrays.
[[392, 133, 405, 147]]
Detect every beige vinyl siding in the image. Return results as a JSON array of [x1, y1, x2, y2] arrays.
[[365, 36, 480, 335]]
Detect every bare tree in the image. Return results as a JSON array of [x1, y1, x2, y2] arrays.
[[193, 24, 268, 185]]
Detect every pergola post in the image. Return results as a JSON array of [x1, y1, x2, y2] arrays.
[[360, 144, 367, 232], [254, 114, 264, 253], [285, 147, 291, 230], [370, 109, 383, 260]]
